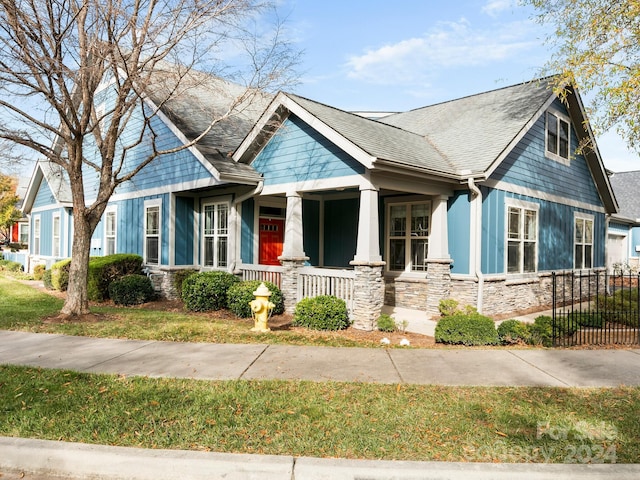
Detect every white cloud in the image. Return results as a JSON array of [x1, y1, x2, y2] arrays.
[[482, 0, 515, 17], [345, 18, 538, 86]]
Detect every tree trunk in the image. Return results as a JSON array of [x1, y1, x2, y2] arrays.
[[60, 208, 92, 316]]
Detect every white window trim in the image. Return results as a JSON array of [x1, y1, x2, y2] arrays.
[[52, 213, 61, 258], [385, 198, 431, 274], [144, 199, 162, 266], [19, 222, 29, 244], [32, 215, 41, 256], [545, 109, 571, 166], [201, 198, 231, 270], [104, 206, 117, 256], [574, 212, 595, 270], [505, 199, 539, 275]]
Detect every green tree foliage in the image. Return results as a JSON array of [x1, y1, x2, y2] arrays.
[[525, 0, 640, 151], [0, 174, 20, 242]]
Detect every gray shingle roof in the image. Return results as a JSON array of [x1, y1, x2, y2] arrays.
[[284, 94, 458, 176], [147, 69, 273, 182], [609, 171, 640, 221], [378, 78, 555, 174]]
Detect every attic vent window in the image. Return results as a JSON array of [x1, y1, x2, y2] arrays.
[[546, 111, 570, 162]]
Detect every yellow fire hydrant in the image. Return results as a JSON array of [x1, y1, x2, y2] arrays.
[[250, 282, 275, 332]]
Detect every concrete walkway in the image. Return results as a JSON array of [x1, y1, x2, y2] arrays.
[[1, 329, 640, 479]]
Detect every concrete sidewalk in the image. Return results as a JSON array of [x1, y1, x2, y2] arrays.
[[2, 329, 640, 479], [2, 330, 640, 386]]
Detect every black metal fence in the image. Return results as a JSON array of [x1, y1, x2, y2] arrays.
[[552, 271, 640, 347]]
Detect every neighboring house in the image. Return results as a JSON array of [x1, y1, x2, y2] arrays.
[[608, 170, 640, 272], [22, 75, 618, 328]]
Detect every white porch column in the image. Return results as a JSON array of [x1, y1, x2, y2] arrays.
[[280, 191, 306, 259], [428, 194, 450, 260], [353, 186, 382, 263]]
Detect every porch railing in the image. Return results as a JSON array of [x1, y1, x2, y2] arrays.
[[237, 263, 283, 288], [297, 267, 355, 312]]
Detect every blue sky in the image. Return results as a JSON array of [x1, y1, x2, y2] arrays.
[[279, 0, 638, 172]]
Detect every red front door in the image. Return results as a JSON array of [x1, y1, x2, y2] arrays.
[[259, 218, 284, 265]]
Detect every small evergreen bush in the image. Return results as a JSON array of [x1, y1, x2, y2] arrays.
[[226, 280, 284, 318], [50, 259, 71, 291], [293, 295, 350, 331], [497, 319, 531, 345], [182, 271, 239, 312], [0, 259, 23, 272], [108, 274, 155, 306], [87, 254, 143, 301], [435, 312, 499, 346], [33, 264, 46, 281], [172, 269, 198, 299], [42, 269, 53, 290], [376, 314, 396, 332], [528, 315, 553, 347]]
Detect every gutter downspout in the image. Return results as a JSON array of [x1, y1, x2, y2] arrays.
[[468, 177, 484, 313], [230, 180, 264, 272]]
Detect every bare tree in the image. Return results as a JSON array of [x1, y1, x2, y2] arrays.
[[0, 0, 300, 316]]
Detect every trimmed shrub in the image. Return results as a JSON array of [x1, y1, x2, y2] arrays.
[[528, 315, 553, 347], [42, 269, 53, 290], [50, 259, 71, 291], [438, 298, 460, 317], [33, 264, 46, 281], [87, 254, 143, 301], [435, 312, 499, 346], [376, 314, 396, 332], [227, 280, 284, 318], [497, 319, 531, 345], [293, 295, 350, 331], [108, 274, 155, 306], [172, 269, 198, 299], [0, 259, 23, 272], [181, 271, 239, 312]]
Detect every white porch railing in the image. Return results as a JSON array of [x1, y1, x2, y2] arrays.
[[237, 263, 284, 288], [237, 264, 356, 312], [298, 267, 355, 312]]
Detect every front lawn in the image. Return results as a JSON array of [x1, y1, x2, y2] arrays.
[[0, 275, 431, 348], [0, 365, 634, 463]]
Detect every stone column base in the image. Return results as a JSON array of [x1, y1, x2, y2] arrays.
[[349, 261, 386, 331], [425, 259, 452, 319], [278, 256, 308, 313]]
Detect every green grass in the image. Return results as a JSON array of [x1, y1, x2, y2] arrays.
[[0, 275, 375, 347], [0, 365, 634, 463]]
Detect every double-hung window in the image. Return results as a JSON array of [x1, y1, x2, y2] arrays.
[[546, 110, 570, 162], [387, 201, 430, 273], [144, 201, 161, 265], [203, 201, 229, 268], [33, 215, 40, 255], [52, 214, 60, 257], [574, 214, 594, 270], [507, 201, 538, 274], [105, 209, 117, 256]]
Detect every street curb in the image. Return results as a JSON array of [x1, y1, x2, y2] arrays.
[[2, 437, 640, 480]]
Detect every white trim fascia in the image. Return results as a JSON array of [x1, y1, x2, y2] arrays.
[[233, 93, 378, 170], [483, 94, 557, 180], [279, 96, 377, 169], [260, 175, 366, 196], [141, 96, 223, 180], [108, 177, 226, 203], [484, 178, 606, 213]]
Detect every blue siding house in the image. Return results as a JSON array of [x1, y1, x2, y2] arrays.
[[608, 171, 640, 272], [22, 75, 619, 329]]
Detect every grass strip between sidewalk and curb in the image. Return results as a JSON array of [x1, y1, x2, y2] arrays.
[[0, 365, 636, 463]]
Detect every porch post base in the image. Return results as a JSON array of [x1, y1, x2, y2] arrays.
[[425, 258, 452, 319], [278, 256, 308, 313], [349, 260, 386, 331]]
